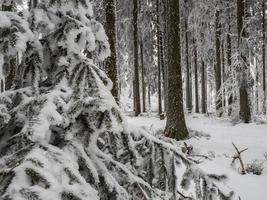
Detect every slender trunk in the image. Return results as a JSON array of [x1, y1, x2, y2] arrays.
[[201, 59, 207, 114], [148, 84, 151, 111], [164, 0, 189, 140], [133, 0, 141, 116], [222, 40, 225, 109], [227, 10, 233, 116], [194, 41, 199, 113], [140, 39, 146, 113], [237, 0, 251, 123], [263, 0, 266, 114], [185, 20, 192, 113], [160, 32, 165, 113], [163, 0, 168, 114], [215, 10, 222, 116], [2, 2, 16, 91], [0, 80, 4, 93], [157, 0, 162, 115], [104, 0, 119, 103], [256, 59, 259, 114]]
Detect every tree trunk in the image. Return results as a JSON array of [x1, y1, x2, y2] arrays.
[[2, 2, 16, 91], [163, 0, 168, 114], [148, 84, 151, 111], [140, 39, 146, 113], [222, 40, 225, 109], [201, 59, 207, 114], [160, 31, 166, 113], [237, 0, 251, 123], [157, 0, 163, 116], [262, 0, 266, 115], [194, 41, 199, 113], [255, 59, 259, 114], [227, 5, 233, 116], [215, 10, 222, 117], [133, 0, 141, 116], [185, 20, 192, 113], [104, 0, 119, 103], [164, 0, 189, 140]]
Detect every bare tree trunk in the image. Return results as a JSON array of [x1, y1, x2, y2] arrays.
[[227, 14, 233, 116], [160, 31, 166, 113], [2, 2, 16, 91], [185, 20, 192, 113], [222, 40, 225, 109], [164, 0, 189, 140], [148, 84, 151, 111], [256, 59, 259, 114], [133, 0, 141, 116], [194, 41, 199, 113], [140, 39, 146, 113], [163, 0, 169, 114], [157, 0, 163, 116], [201, 59, 207, 114], [263, 0, 266, 115], [215, 10, 222, 117], [237, 0, 251, 123], [104, 0, 119, 103]]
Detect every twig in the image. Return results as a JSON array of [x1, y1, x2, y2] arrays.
[[188, 154, 212, 160], [232, 142, 248, 174], [177, 190, 190, 199]]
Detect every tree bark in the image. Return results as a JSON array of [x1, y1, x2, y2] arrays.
[[185, 20, 192, 113], [215, 10, 222, 117], [222, 40, 225, 108], [164, 0, 189, 140], [194, 41, 199, 113], [104, 0, 119, 103], [2, 2, 16, 91], [227, 4, 233, 116], [201, 59, 207, 114], [256, 59, 259, 114], [157, 0, 163, 115], [133, 0, 141, 116], [140, 39, 146, 113], [237, 0, 251, 123], [262, 0, 266, 114]]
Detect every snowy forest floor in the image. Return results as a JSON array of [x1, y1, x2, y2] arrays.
[[126, 113, 267, 200]]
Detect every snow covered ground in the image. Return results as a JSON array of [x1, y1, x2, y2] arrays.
[[126, 114, 267, 200]]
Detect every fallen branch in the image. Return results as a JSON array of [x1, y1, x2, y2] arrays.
[[232, 142, 248, 175]]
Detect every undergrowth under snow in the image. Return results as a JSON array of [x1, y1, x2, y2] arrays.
[[127, 114, 267, 200]]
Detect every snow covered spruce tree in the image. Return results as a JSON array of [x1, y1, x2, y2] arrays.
[[0, 1, 234, 199]]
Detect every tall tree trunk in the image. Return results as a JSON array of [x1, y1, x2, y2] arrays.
[[148, 84, 151, 111], [2, 2, 16, 91], [133, 0, 141, 116], [157, 0, 163, 115], [201, 59, 207, 114], [140, 39, 146, 113], [255, 59, 259, 114], [222, 40, 225, 109], [160, 31, 166, 113], [262, 0, 266, 115], [185, 20, 192, 113], [194, 41, 199, 113], [227, 6, 233, 116], [104, 0, 119, 103], [163, 0, 169, 114], [215, 10, 222, 117], [237, 0, 251, 123], [164, 0, 189, 140]]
